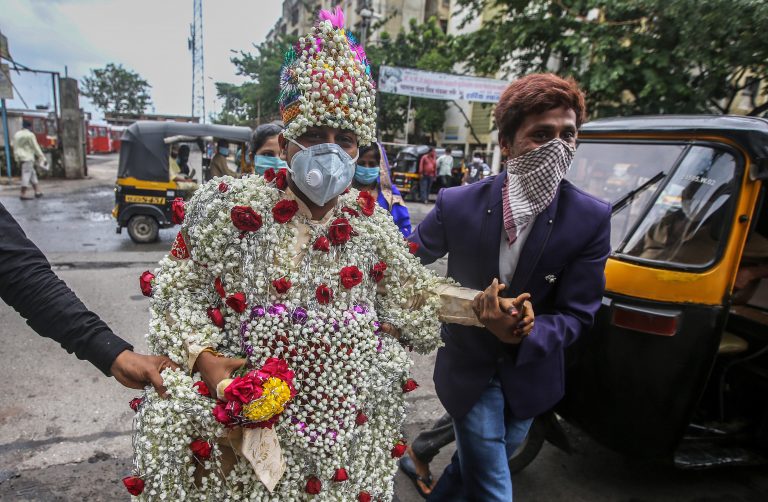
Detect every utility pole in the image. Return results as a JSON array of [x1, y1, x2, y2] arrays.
[[189, 0, 205, 123]]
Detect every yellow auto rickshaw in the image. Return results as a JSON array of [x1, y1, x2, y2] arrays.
[[113, 122, 252, 243]]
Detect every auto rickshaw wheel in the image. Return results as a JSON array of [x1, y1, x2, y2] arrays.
[[127, 215, 160, 243], [508, 415, 546, 475]]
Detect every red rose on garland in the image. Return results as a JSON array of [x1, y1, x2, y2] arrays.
[[391, 440, 407, 458], [272, 277, 292, 294], [189, 439, 212, 460], [408, 241, 420, 255], [315, 284, 333, 305], [170, 231, 190, 259], [224, 375, 260, 403], [340, 266, 363, 289], [305, 476, 322, 494], [355, 411, 368, 425], [129, 397, 143, 412], [122, 476, 145, 496], [170, 197, 185, 224], [358, 491, 372, 502], [231, 206, 263, 232], [341, 206, 360, 218], [332, 468, 349, 482], [139, 271, 154, 297], [226, 292, 247, 313], [369, 261, 387, 283], [263, 168, 276, 182], [328, 217, 353, 246], [214, 277, 226, 298], [275, 168, 288, 190], [193, 381, 211, 397], [272, 199, 299, 224], [402, 378, 419, 393], [218, 182, 229, 192], [212, 401, 235, 426], [313, 236, 331, 252], [356, 190, 376, 216], [207, 307, 225, 328]]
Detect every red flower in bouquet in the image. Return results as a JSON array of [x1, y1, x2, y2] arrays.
[[212, 401, 235, 426], [275, 168, 288, 190], [189, 438, 212, 460], [356, 190, 376, 216], [358, 491, 372, 502], [231, 206, 263, 232], [402, 378, 419, 393], [391, 440, 407, 458], [355, 411, 368, 425], [339, 266, 363, 289], [408, 241, 420, 255], [341, 206, 360, 218], [218, 181, 229, 192], [207, 307, 225, 328], [257, 358, 296, 389], [332, 468, 348, 482], [139, 271, 154, 297], [315, 284, 333, 305], [313, 236, 331, 252], [328, 217, 353, 245], [192, 381, 211, 397], [171, 197, 185, 224], [272, 199, 299, 224], [263, 168, 276, 182], [272, 277, 292, 294], [129, 397, 143, 412], [226, 292, 247, 313], [214, 276, 226, 298], [122, 476, 145, 496], [369, 261, 387, 283], [305, 476, 322, 494], [170, 231, 190, 259], [224, 376, 261, 403]]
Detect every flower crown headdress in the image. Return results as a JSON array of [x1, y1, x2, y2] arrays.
[[279, 7, 377, 146]]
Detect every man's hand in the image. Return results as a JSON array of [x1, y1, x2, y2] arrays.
[[379, 322, 402, 340], [193, 351, 247, 399], [472, 279, 535, 344], [110, 350, 179, 398]]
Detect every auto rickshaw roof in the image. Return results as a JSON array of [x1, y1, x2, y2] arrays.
[[579, 115, 768, 163], [118, 121, 252, 182]]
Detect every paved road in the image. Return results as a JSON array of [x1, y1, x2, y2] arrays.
[[1, 158, 766, 501]]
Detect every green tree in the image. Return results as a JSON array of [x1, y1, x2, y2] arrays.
[[80, 63, 152, 114], [455, 0, 768, 117]]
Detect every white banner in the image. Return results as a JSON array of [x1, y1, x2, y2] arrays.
[[378, 65, 508, 103]]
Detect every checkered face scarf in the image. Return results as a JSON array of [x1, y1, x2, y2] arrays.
[[503, 138, 575, 244]]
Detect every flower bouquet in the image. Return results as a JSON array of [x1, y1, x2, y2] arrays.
[[212, 357, 296, 429]]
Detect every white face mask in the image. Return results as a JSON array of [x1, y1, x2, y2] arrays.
[[287, 139, 358, 206]]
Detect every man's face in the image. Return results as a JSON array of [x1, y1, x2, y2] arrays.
[[279, 126, 358, 166], [501, 106, 578, 159]]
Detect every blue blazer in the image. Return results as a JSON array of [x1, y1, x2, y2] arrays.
[[411, 172, 611, 419]]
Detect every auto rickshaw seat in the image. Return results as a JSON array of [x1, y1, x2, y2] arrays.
[[718, 332, 749, 355]]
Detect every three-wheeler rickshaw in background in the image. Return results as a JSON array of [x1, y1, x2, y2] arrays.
[[510, 115, 768, 473], [113, 121, 251, 243], [391, 145, 465, 200]]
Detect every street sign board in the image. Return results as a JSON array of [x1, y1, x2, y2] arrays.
[[0, 33, 9, 61], [0, 64, 13, 99], [378, 65, 509, 103]]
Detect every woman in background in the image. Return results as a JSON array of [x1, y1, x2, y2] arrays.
[[249, 122, 286, 175], [352, 143, 412, 237]]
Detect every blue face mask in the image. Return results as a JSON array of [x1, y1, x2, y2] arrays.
[[253, 155, 287, 175], [219, 147, 229, 156], [354, 165, 380, 185]]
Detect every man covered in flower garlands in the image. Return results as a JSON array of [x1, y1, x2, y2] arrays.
[[126, 8, 530, 501]]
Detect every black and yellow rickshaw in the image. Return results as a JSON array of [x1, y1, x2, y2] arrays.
[[113, 121, 252, 243], [510, 115, 768, 472], [391, 145, 464, 200]]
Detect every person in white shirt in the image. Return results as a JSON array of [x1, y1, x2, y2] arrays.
[[12, 119, 47, 200], [436, 146, 455, 189]]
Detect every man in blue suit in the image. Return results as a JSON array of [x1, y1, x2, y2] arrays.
[[408, 73, 611, 500]]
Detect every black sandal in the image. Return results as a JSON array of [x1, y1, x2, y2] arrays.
[[398, 455, 433, 499]]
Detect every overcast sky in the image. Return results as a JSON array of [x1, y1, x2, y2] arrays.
[[1, 0, 283, 121]]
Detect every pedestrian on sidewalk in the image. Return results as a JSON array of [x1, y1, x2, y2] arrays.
[[0, 202, 177, 395], [436, 147, 454, 190], [419, 147, 437, 203], [402, 73, 611, 501], [464, 151, 488, 185], [12, 119, 47, 200]]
